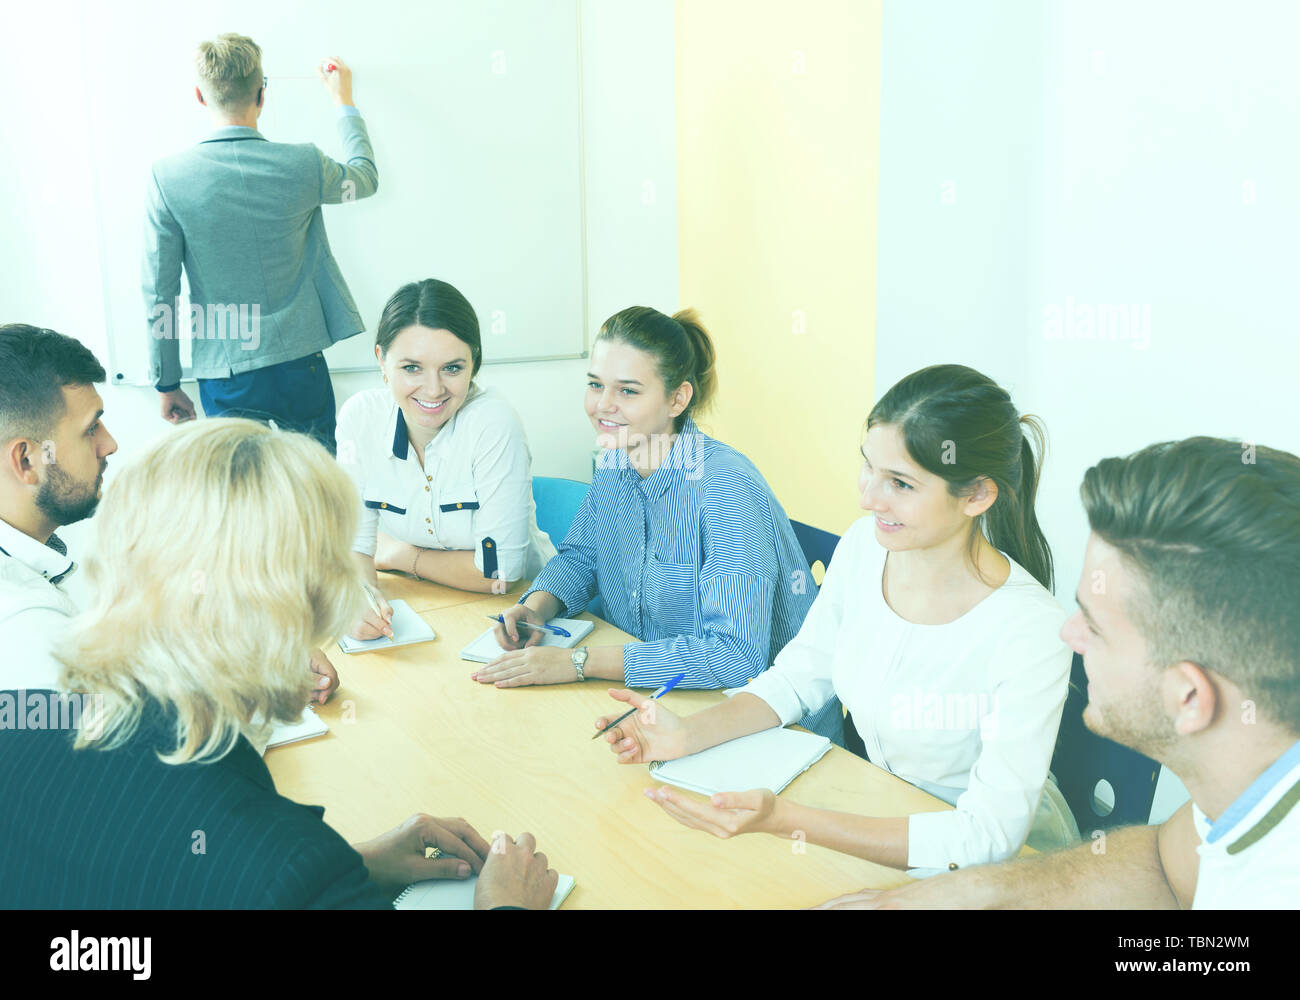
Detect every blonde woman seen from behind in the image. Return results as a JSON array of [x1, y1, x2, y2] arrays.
[[0, 419, 555, 908]]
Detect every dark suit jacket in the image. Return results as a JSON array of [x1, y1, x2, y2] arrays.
[[0, 692, 391, 909]]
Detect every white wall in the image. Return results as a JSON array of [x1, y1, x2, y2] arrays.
[[0, 0, 676, 552], [878, 0, 1300, 822]]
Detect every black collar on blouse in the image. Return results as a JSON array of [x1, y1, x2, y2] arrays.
[[391, 407, 410, 460]]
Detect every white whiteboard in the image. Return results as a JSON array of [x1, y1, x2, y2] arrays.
[[81, 0, 587, 386]]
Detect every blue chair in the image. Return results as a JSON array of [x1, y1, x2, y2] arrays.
[[790, 519, 849, 748], [531, 476, 589, 547], [1050, 652, 1161, 835], [531, 475, 602, 617], [790, 519, 841, 587]]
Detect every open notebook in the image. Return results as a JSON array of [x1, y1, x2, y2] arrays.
[[394, 873, 576, 910], [648, 726, 832, 796], [460, 617, 594, 663], [266, 706, 329, 749], [337, 599, 436, 654]]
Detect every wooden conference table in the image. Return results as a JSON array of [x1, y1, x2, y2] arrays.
[[266, 572, 964, 909]]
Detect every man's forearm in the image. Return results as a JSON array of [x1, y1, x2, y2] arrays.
[[885, 824, 1181, 909]]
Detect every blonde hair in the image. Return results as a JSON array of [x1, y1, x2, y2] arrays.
[[195, 33, 263, 111], [56, 419, 362, 763]]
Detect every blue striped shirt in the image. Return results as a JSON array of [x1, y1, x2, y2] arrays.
[[524, 418, 843, 741]]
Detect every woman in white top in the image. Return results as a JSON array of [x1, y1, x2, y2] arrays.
[[595, 364, 1079, 874], [334, 279, 555, 639]]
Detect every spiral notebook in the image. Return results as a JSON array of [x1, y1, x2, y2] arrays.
[[337, 600, 436, 654], [394, 873, 576, 910], [648, 726, 832, 796], [459, 617, 594, 663]]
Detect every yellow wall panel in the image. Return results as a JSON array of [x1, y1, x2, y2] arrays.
[[675, 0, 880, 535]]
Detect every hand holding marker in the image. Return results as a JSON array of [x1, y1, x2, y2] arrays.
[[591, 672, 686, 740]]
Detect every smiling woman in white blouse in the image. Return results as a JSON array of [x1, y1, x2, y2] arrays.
[[594, 364, 1080, 875], [334, 279, 555, 639]]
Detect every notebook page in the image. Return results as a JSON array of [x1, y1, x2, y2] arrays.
[[649, 727, 832, 796], [266, 707, 329, 748], [460, 618, 594, 662], [394, 873, 576, 910], [337, 600, 436, 654]]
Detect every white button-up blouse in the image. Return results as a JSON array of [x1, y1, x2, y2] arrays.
[[738, 516, 1073, 871], [335, 386, 555, 583]]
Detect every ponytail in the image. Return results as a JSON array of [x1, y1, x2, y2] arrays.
[[598, 305, 719, 431], [868, 364, 1056, 592], [981, 415, 1054, 591], [670, 308, 717, 418]]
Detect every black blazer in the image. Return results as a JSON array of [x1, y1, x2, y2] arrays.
[[0, 691, 391, 909]]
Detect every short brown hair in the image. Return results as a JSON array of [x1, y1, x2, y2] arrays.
[[195, 33, 263, 111], [1081, 437, 1300, 733]]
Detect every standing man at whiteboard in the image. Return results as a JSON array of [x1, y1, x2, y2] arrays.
[[144, 33, 378, 453]]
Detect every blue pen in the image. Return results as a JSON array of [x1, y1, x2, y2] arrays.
[[486, 614, 572, 639], [591, 672, 687, 740]]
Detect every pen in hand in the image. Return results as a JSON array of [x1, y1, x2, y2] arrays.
[[486, 614, 571, 639], [591, 672, 687, 740], [362, 583, 394, 638]]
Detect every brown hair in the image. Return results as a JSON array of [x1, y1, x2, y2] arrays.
[[195, 33, 263, 112], [376, 278, 482, 377], [596, 306, 716, 431], [1081, 436, 1300, 733]]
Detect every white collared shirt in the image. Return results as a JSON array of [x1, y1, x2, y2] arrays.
[[336, 386, 555, 583], [736, 516, 1074, 871], [1191, 739, 1300, 908], [0, 517, 79, 691]]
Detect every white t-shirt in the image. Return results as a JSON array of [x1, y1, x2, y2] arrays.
[[0, 518, 79, 691], [336, 386, 556, 583], [1192, 739, 1300, 909], [738, 516, 1075, 871]]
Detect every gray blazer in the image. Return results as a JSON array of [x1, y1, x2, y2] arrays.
[[143, 111, 379, 386]]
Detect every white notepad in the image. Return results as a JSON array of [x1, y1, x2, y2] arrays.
[[337, 599, 436, 654], [266, 707, 329, 748], [394, 873, 576, 910], [648, 726, 832, 796], [459, 617, 594, 663]]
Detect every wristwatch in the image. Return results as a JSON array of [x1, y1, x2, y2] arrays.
[[571, 646, 589, 682]]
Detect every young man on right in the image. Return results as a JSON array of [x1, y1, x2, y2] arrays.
[[817, 436, 1300, 909]]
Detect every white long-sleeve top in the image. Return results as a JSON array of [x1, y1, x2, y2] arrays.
[[737, 516, 1072, 871]]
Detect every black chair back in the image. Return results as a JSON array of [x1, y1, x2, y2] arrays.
[[1050, 652, 1162, 834]]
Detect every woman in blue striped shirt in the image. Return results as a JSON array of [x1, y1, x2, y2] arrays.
[[473, 306, 843, 742]]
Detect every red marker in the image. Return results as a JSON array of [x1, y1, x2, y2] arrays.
[[325, 62, 337, 72]]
